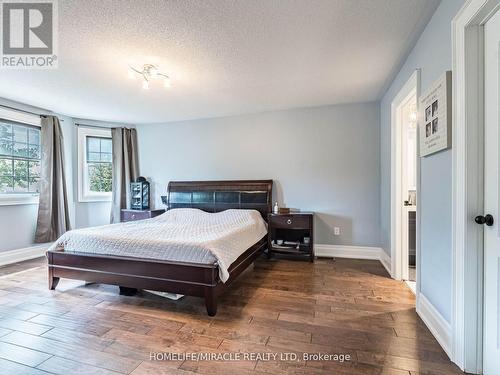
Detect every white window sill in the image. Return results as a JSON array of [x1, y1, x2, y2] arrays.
[[0, 194, 39, 206], [78, 194, 112, 203]]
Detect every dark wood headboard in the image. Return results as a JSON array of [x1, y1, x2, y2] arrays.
[[161, 180, 273, 219]]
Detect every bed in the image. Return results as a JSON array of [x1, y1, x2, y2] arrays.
[[46, 180, 273, 316]]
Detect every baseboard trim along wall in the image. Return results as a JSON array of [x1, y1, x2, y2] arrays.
[[379, 250, 392, 276], [416, 293, 452, 358], [0, 244, 50, 267], [315, 244, 392, 276]]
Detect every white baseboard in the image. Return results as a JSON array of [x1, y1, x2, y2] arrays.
[[416, 293, 452, 358], [315, 244, 392, 276], [379, 250, 392, 276], [0, 244, 50, 267], [315, 244, 383, 259]]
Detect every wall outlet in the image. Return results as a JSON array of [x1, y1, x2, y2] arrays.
[[334, 227, 340, 236]]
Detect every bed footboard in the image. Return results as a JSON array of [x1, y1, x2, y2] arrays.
[[46, 237, 266, 316]]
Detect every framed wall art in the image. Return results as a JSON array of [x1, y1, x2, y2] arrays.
[[419, 71, 452, 157]]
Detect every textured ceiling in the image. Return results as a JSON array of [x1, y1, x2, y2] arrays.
[[0, 0, 440, 124]]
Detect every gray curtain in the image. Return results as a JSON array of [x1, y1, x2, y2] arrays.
[[35, 116, 71, 243], [110, 127, 139, 223]]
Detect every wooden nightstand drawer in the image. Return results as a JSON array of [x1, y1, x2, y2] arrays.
[[267, 212, 314, 262], [269, 214, 310, 229], [120, 209, 165, 222]]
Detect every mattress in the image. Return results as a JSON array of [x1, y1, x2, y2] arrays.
[[48, 208, 268, 282]]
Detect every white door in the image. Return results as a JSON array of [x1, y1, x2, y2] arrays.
[[483, 8, 500, 374]]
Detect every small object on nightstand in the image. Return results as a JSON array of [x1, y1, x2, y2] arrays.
[[278, 207, 290, 214], [130, 177, 150, 210], [273, 202, 279, 214], [267, 212, 314, 262], [120, 209, 165, 222]]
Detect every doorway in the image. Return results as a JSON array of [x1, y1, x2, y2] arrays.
[[482, 7, 500, 374], [391, 70, 420, 289], [401, 92, 417, 289], [452, 0, 500, 372]]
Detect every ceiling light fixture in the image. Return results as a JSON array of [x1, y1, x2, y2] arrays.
[[128, 64, 171, 90]]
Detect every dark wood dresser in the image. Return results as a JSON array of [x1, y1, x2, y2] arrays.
[[120, 209, 165, 222], [268, 212, 314, 262]]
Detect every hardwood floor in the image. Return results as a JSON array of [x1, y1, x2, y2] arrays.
[[0, 257, 47, 276], [0, 256, 464, 374]]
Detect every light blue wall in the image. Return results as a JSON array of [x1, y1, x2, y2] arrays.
[[380, 0, 465, 323], [1, 100, 380, 250], [137, 102, 381, 247]]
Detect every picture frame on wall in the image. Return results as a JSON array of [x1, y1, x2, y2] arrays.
[[419, 71, 452, 157]]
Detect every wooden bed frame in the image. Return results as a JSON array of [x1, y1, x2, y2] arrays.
[[47, 180, 273, 316]]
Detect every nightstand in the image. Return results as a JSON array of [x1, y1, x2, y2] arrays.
[[120, 209, 165, 222], [267, 212, 314, 262]]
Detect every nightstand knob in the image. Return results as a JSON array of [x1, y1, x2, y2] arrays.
[[287, 219, 292, 225]]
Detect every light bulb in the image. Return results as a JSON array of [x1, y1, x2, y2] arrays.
[[128, 69, 135, 80], [142, 80, 149, 90], [163, 77, 171, 88]]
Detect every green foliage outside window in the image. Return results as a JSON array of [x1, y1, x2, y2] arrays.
[[0, 122, 41, 193], [86, 137, 112, 193], [88, 162, 112, 192]]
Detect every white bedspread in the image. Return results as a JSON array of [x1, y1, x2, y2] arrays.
[[48, 208, 268, 282]]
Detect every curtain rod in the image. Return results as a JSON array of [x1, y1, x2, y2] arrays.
[[0, 104, 65, 121], [0, 104, 47, 116], [0, 103, 43, 117], [76, 123, 133, 130], [75, 123, 113, 130]]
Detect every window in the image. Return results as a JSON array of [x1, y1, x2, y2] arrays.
[[0, 121, 41, 194], [78, 127, 112, 202], [0, 107, 42, 206], [87, 136, 112, 192]]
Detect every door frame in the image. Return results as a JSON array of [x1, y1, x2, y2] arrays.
[[452, 0, 500, 372], [390, 70, 421, 285]]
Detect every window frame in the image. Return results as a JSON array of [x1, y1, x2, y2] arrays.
[[0, 107, 41, 206], [77, 126, 113, 202]]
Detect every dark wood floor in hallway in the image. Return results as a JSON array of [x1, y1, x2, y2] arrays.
[[0, 256, 464, 374]]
